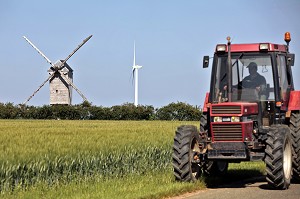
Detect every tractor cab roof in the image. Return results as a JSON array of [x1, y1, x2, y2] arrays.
[[215, 43, 288, 53]]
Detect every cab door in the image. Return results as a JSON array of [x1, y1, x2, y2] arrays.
[[277, 54, 292, 110]]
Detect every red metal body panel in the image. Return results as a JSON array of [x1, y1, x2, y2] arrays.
[[288, 90, 300, 111], [203, 92, 210, 113], [216, 43, 287, 53], [210, 102, 258, 117], [243, 122, 253, 141], [210, 121, 253, 142]]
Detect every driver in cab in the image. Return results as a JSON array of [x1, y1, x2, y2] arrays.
[[241, 62, 266, 92]]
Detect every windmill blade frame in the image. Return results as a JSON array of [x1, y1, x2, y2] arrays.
[[58, 71, 88, 102], [23, 73, 55, 105], [23, 35, 92, 105], [58, 35, 93, 70], [23, 36, 55, 67]]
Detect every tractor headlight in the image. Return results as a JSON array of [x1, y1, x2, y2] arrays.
[[214, 117, 222, 122], [231, 116, 240, 122], [216, 44, 226, 52], [259, 43, 269, 51], [213, 116, 240, 122]]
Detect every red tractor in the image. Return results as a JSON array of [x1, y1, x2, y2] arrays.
[[172, 32, 300, 189]]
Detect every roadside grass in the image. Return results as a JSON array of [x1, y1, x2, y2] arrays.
[[2, 170, 206, 199], [0, 120, 266, 198], [1, 162, 265, 199]]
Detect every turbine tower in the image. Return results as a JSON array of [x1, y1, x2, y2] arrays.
[[132, 42, 142, 107]]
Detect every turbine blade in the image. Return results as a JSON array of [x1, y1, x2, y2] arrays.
[[59, 35, 93, 69], [23, 73, 55, 105], [23, 36, 54, 67], [133, 41, 136, 66], [131, 68, 135, 85]]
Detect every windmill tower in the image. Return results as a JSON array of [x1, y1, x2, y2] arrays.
[[22, 35, 92, 105], [132, 42, 142, 107]]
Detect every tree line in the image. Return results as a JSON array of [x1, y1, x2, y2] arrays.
[[0, 102, 201, 121]]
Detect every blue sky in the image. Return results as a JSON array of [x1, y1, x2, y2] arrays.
[[0, 0, 300, 108]]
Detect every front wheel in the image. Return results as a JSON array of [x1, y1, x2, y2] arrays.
[[265, 125, 292, 189], [172, 125, 201, 182]]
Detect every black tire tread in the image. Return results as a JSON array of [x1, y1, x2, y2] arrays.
[[172, 125, 200, 182], [289, 112, 300, 181], [265, 125, 291, 189], [200, 113, 208, 133]]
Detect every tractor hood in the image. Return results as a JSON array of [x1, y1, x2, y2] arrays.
[[210, 102, 258, 117]]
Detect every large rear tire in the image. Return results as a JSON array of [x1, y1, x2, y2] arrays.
[[265, 125, 292, 189], [172, 125, 201, 182], [289, 112, 300, 181]]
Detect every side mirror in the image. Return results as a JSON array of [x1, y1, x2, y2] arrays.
[[287, 53, 295, 66], [203, 56, 209, 68]]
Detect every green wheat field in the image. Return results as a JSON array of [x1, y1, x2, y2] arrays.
[[0, 120, 265, 199]]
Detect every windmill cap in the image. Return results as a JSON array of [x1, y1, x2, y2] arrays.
[[246, 62, 257, 69]]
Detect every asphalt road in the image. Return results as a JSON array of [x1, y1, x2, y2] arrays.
[[172, 177, 300, 199]]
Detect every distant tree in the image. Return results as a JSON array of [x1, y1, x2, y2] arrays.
[[110, 103, 155, 120], [156, 102, 201, 121], [0, 103, 19, 119], [0, 101, 202, 121], [36, 105, 53, 119], [88, 106, 111, 120], [80, 100, 92, 108]]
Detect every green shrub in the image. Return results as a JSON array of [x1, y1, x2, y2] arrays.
[[0, 102, 200, 121], [156, 102, 201, 121]]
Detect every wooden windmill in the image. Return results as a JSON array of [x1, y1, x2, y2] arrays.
[[22, 35, 92, 105]]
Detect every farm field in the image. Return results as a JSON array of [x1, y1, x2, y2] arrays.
[[0, 120, 265, 198]]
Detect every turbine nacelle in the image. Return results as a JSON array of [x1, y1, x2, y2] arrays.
[[132, 65, 142, 70]]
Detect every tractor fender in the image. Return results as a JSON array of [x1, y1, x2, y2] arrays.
[[203, 92, 210, 113], [288, 90, 300, 111]]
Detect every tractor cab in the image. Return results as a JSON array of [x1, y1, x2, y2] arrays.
[[203, 34, 295, 128]]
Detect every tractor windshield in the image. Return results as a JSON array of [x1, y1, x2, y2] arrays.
[[212, 54, 274, 103]]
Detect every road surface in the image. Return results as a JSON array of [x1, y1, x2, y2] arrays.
[[172, 177, 300, 199]]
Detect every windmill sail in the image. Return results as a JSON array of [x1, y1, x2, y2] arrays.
[[23, 73, 55, 105], [23, 36, 54, 67], [22, 35, 92, 105], [58, 35, 93, 70]]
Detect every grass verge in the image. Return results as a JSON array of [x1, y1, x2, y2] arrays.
[[0, 120, 266, 198], [1, 162, 265, 199], [1, 170, 206, 199]]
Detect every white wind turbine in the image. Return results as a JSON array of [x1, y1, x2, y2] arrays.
[[132, 42, 142, 107]]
